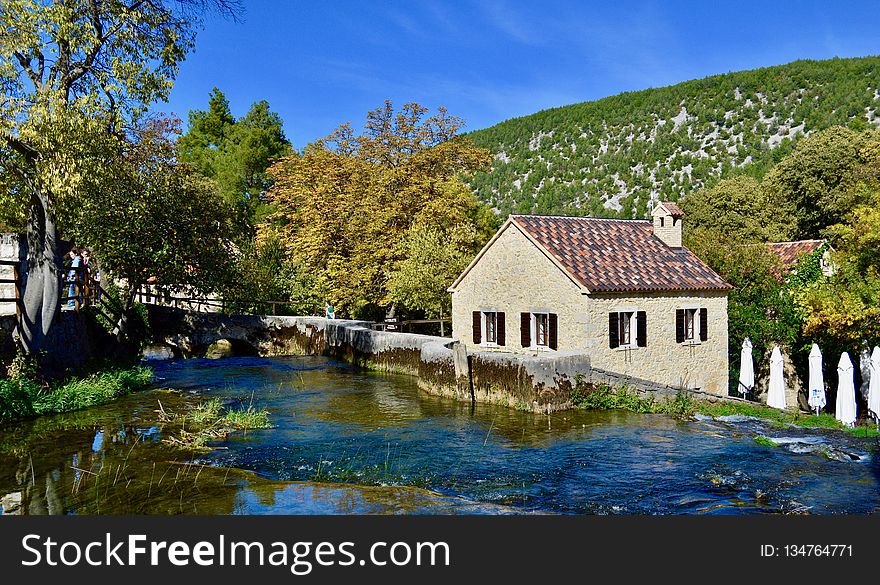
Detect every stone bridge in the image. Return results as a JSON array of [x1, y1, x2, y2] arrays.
[[146, 306, 740, 413]]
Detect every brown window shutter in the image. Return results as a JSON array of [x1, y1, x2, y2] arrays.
[[675, 309, 685, 343], [520, 312, 531, 347], [636, 311, 647, 347], [472, 311, 481, 344], [608, 312, 619, 349], [548, 313, 558, 350], [497, 312, 506, 346], [699, 308, 708, 341]]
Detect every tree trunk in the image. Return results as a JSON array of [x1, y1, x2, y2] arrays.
[[113, 287, 138, 343], [18, 188, 61, 355]]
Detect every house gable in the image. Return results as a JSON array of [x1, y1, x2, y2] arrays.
[[449, 218, 587, 293]]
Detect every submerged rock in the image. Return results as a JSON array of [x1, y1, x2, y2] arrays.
[[759, 435, 868, 463]]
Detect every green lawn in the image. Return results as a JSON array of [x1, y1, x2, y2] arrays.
[[571, 383, 880, 438]]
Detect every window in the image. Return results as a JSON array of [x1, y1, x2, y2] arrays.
[[484, 311, 497, 344], [473, 311, 505, 346], [676, 308, 707, 343], [659, 217, 665, 228], [521, 312, 558, 350], [619, 311, 634, 346], [684, 308, 696, 341], [534, 313, 549, 346], [609, 311, 646, 349]]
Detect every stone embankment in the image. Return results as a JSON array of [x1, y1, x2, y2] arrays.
[[146, 307, 744, 413]]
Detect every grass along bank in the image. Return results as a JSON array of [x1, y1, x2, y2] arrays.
[[571, 382, 880, 438], [0, 365, 153, 423], [159, 397, 272, 450]]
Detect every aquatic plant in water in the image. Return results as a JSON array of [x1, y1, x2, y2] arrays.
[[162, 398, 272, 451]]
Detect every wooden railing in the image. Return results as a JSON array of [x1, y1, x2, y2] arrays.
[[132, 290, 452, 335], [368, 318, 451, 336], [134, 288, 300, 316]]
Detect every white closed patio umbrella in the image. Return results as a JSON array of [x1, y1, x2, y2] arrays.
[[836, 352, 857, 428], [808, 344, 826, 415], [868, 346, 880, 427], [767, 345, 786, 410], [738, 338, 754, 398]]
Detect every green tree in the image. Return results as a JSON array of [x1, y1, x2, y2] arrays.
[[265, 101, 493, 318], [179, 90, 290, 232], [177, 88, 236, 179], [0, 0, 239, 354], [680, 175, 795, 242], [387, 223, 481, 320], [797, 189, 880, 348], [66, 117, 238, 338], [685, 227, 803, 392], [764, 126, 878, 238], [225, 233, 325, 316]]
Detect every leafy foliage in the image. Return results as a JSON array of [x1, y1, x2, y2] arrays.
[[680, 175, 795, 242], [264, 101, 493, 318], [178, 88, 291, 232], [682, 125, 880, 390], [797, 191, 880, 347], [65, 117, 238, 314], [223, 233, 325, 315], [685, 227, 803, 385], [763, 126, 878, 238], [0, 365, 152, 423], [0, 0, 240, 354], [467, 57, 880, 218], [386, 223, 482, 319]]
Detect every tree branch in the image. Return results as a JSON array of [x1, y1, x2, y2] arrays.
[[13, 51, 42, 90], [3, 136, 39, 162]]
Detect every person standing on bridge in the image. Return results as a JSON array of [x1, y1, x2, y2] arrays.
[[65, 248, 82, 310], [82, 249, 100, 305], [325, 303, 335, 320]]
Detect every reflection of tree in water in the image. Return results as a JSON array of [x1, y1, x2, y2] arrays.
[[0, 385, 505, 515], [0, 392, 248, 515]]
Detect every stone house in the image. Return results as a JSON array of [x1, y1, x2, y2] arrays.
[[448, 202, 733, 395]]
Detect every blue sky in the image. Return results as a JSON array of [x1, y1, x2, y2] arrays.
[[160, 0, 879, 148]]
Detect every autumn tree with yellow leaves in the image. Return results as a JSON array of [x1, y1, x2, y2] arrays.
[[264, 102, 496, 319]]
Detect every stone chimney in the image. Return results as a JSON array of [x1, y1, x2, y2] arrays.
[[651, 201, 683, 248]]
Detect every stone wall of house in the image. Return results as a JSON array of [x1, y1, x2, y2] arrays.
[[583, 292, 729, 395], [450, 222, 590, 352], [450, 223, 729, 396], [651, 205, 682, 247]]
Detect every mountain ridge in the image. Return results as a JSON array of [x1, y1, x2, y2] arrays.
[[466, 56, 880, 218]]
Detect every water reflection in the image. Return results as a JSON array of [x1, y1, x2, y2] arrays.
[[1, 356, 878, 515]]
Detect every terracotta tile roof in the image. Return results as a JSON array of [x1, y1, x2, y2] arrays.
[[767, 240, 825, 271], [512, 215, 731, 293], [658, 201, 684, 217]]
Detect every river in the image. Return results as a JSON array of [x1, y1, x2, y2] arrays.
[[1, 356, 878, 514]]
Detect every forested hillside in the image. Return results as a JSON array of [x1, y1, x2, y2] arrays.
[[467, 57, 880, 218]]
